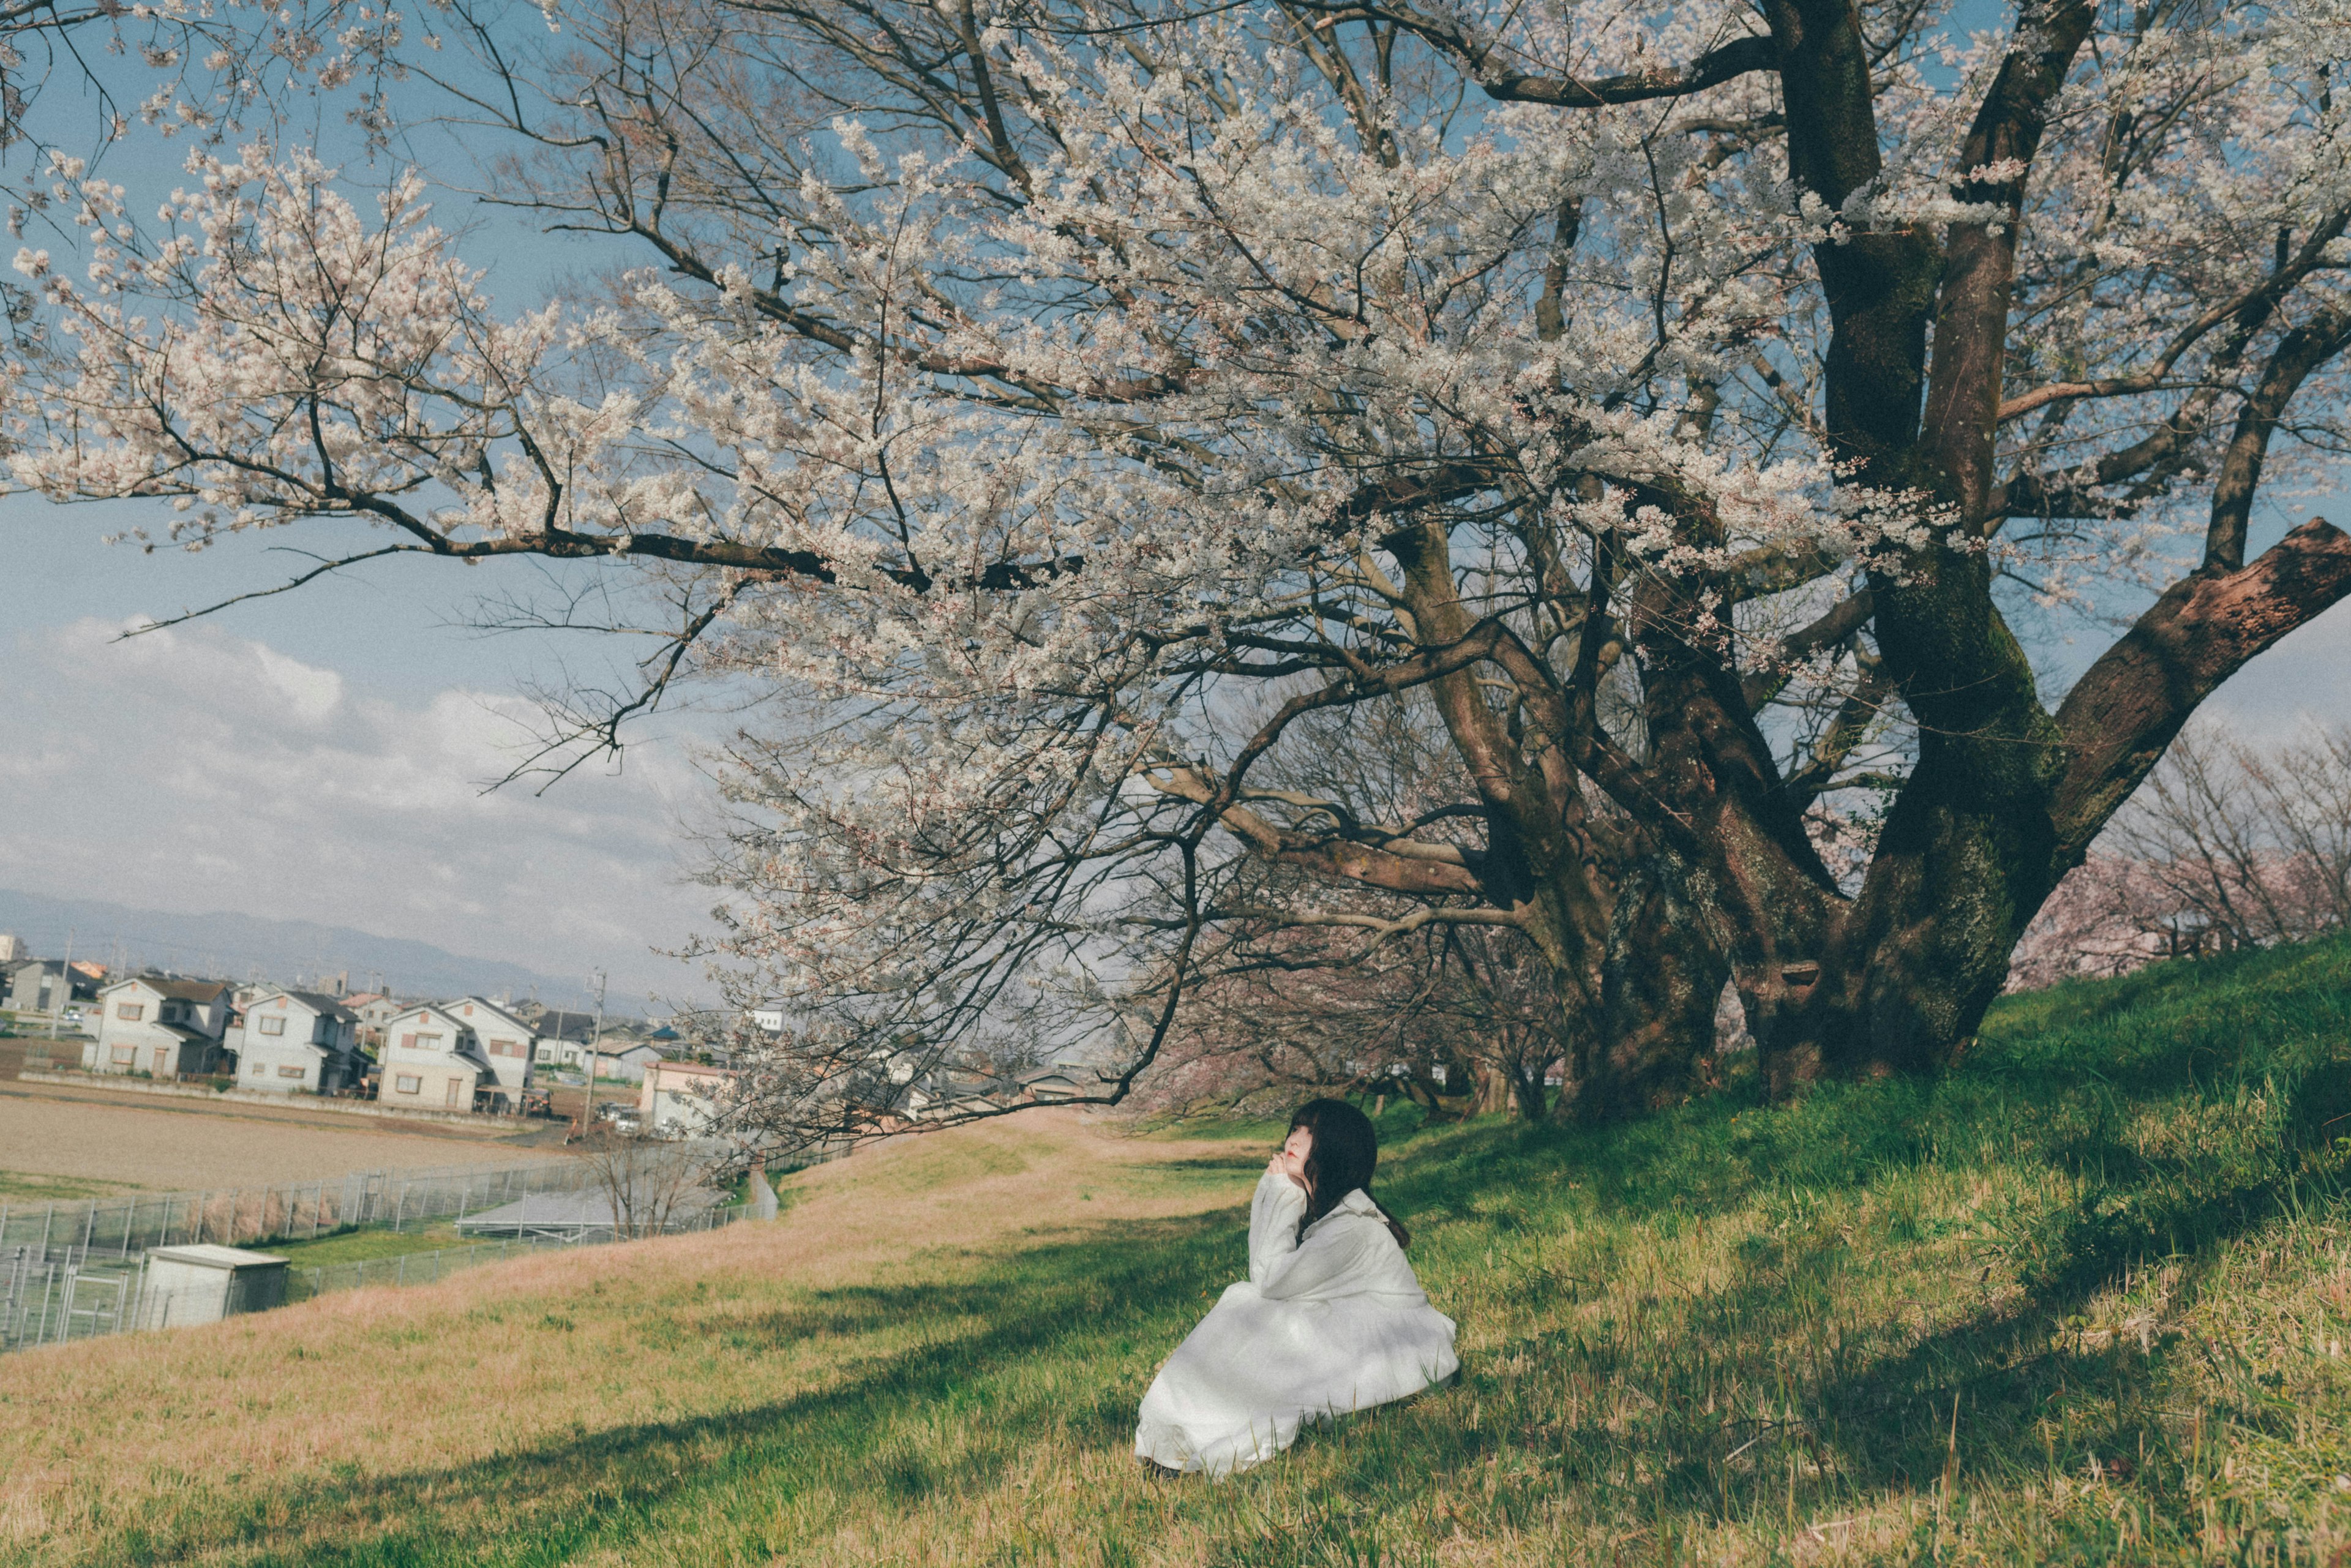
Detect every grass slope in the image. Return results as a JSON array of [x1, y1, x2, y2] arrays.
[[5, 940, 2351, 1566]]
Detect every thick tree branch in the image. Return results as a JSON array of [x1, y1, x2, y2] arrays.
[[1919, 0, 2098, 523], [2203, 304, 2351, 572], [2052, 516, 2351, 855]]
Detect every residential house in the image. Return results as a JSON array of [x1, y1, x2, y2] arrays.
[[2, 958, 103, 1016], [639, 1060, 736, 1137], [1015, 1066, 1086, 1102], [230, 989, 364, 1096], [525, 1006, 598, 1045], [534, 1022, 661, 1077], [87, 977, 232, 1078], [342, 992, 402, 1047], [444, 996, 538, 1108], [374, 1002, 492, 1112], [592, 1039, 669, 1084]]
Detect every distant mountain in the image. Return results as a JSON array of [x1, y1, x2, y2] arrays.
[[0, 887, 624, 1013]]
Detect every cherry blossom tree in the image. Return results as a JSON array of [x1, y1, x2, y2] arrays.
[[9, 0, 2351, 1139], [2008, 719, 2351, 988]]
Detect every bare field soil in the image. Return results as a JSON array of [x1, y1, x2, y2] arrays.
[[0, 1090, 568, 1193]]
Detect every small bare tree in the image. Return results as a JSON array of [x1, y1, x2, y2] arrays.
[[568, 1132, 726, 1241], [2110, 721, 2351, 950], [2011, 721, 2351, 986]]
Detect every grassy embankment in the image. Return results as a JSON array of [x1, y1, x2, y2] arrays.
[[4, 937, 2350, 1565]]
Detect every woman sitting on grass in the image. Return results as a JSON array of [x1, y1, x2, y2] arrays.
[[1134, 1098, 1459, 1476]]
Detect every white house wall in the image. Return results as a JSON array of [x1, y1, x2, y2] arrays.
[[378, 1008, 485, 1111], [448, 999, 535, 1095], [236, 1035, 330, 1095], [90, 982, 227, 1078]]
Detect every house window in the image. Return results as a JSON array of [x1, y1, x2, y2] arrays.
[[414, 1032, 442, 1051], [257, 1016, 287, 1036], [116, 1003, 144, 1021], [395, 1073, 422, 1094], [111, 1046, 135, 1065], [250, 1059, 266, 1076], [277, 1065, 306, 1079], [445, 1079, 463, 1108], [489, 1037, 522, 1057]]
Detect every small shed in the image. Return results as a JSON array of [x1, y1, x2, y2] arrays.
[[137, 1244, 290, 1329]]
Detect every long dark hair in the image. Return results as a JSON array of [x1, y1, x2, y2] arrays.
[[1289, 1098, 1411, 1248]]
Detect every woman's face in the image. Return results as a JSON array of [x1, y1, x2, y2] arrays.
[[1279, 1123, 1313, 1181]]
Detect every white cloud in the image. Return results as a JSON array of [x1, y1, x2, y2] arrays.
[[0, 617, 718, 997]]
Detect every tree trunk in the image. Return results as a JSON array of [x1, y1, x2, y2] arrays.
[[1782, 519, 2351, 1086], [1584, 849, 1732, 1117], [1790, 768, 2058, 1085]]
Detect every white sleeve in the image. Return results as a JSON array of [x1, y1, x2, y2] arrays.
[[1248, 1169, 1307, 1285], [1259, 1217, 1384, 1302]]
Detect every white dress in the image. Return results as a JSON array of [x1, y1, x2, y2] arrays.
[[1133, 1170, 1460, 1475]]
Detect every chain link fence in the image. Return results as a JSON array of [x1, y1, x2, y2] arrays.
[[0, 1248, 138, 1349], [1, 1173, 770, 1354], [0, 1159, 594, 1267]]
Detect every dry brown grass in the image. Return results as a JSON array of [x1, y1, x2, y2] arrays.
[[0, 1090, 566, 1191], [0, 1109, 1246, 1563]]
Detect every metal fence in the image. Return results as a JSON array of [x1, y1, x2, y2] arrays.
[[2, 1248, 141, 1349], [0, 1160, 596, 1266], [0, 1198, 764, 1352]]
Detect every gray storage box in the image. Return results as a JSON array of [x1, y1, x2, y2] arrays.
[[137, 1244, 290, 1329]]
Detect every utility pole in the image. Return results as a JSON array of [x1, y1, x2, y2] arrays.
[[47, 929, 73, 1043], [577, 969, 607, 1135]]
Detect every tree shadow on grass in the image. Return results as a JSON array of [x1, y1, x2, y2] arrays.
[[97, 943, 2351, 1566], [102, 1171, 2328, 1567], [108, 1212, 1240, 1567]]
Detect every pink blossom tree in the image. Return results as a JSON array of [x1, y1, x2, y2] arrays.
[[9, 0, 2351, 1139]]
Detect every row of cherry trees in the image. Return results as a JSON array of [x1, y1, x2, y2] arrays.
[[6, 0, 2350, 1140]]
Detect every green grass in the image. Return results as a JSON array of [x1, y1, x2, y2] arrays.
[[0, 1169, 147, 1202], [268, 1221, 492, 1267], [10, 936, 2351, 1565]]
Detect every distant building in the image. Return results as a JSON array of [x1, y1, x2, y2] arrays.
[[1016, 1067, 1086, 1102], [443, 996, 538, 1106], [229, 989, 364, 1096], [526, 1007, 599, 1044], [593, 1039, 669, 1084], [0, 932, 18, 962], [639, 1060, 736, 1137], [2, 958, 97, 1015], [375, 1002, 492, 1112], [88, 977, 232, 1078], [342, 992, 402, 1046]]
